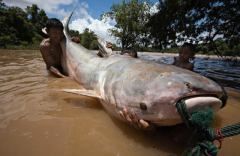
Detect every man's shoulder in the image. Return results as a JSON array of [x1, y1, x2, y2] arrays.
[[39, 38, 51, 56], [186, 62, 194, 71], [39, 38, 50, 49]]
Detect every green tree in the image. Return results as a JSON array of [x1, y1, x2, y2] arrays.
[[8, 6, 35, 43], [25, 4, 39, 24], [149, 0, 240, 57], [69, 29, 82, 40], [103, 0, 152, 49], [37, 9, 48, 31], [90, 39, 98, 50], [25, 4, 48, 33], [0, 1, 19, 48], [0, 1, 47, 49], [81, 28, 97, 49]]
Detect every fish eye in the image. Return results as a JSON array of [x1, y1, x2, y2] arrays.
[[185, 82, 191, 88], [140, 103, 147, 110]]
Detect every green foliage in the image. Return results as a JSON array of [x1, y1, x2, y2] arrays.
[[149, 0, 240, 57], [69, 30, 82, 39], [0, 1, 99, 51], [103, 0, 152, 49], [0, 1, 48, 49], [20, 41, 28, 46], [105, 0, 239, 57], [90, 40, 98, 50], [32, 33, 43, 44], [37, 9, 48, 31], [0, 35, 11, 49], [81, 28, 97, 49], [196, 38, 240, 57]]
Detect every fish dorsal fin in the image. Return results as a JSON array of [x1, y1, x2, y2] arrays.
[[62, 89, 102, 99], [96, 36, 113, 58]]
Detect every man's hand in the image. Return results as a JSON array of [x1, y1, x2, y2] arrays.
[[71, 37, 81, 43], [119, 109, 156, 135], [106, 41, 113, 49], [50, 66, 67, 78]]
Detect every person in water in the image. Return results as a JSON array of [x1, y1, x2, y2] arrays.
[[39, 18, 67, 78], [40, 18, 112, 78], [172, 43, 196, 71], [96, 41, 114, 57], [121, 48, 138, 58]]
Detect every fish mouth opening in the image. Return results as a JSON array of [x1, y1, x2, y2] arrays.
[[177, 95, 222, 114]]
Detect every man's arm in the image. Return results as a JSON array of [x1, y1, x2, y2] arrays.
[[39, 41, 54, 68], [39, 40, 67, 78], [50, 66, 67, 78]]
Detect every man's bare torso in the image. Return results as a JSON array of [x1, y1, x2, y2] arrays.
[[39, 38, 63, 69]]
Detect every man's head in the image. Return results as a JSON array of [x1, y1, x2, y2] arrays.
[[45, 18, 64, 43], [46, 18, 63, 30], [179, 43, 195, 62], [181, 43, 196, 54]]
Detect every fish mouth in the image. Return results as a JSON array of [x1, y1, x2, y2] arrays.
[[183, 96, 222, 114]]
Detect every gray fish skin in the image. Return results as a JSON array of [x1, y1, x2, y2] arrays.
[[61, 9, 224, 126]]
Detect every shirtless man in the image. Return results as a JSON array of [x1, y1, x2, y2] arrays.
[[121, 48, 138, 58], [39, 18, 67, 78], [172, 43, 196, 71], [40, 18, 113, 77]]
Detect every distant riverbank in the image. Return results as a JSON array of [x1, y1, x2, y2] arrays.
[[105, 50, 234, 59], [1, 49, 238, 60]]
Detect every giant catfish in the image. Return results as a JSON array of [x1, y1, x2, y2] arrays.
[[60, 8, 226, 126]]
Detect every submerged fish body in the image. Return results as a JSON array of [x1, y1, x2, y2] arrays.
[[61, 9, 225, 126]]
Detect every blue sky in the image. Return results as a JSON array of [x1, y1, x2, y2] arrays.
[[3, 0, 159, 43]]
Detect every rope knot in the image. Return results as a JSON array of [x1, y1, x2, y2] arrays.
[[198, 142, 218, 156], [214, 128, 224, 149]]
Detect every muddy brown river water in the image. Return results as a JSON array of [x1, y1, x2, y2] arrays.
[[0, 49, 240, 156]]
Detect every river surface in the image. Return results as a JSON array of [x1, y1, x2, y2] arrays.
[[0, 49, 240, 156]]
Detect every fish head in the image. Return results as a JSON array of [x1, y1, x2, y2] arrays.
[[117, 66, 226, 126]]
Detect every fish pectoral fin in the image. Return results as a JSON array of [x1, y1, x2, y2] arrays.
[[62, 89, 102, 99]]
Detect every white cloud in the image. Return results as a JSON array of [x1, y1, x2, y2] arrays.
[[56, 8, 69, 18], [70, 6, 117, 44]]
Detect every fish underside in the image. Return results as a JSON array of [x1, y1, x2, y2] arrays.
[[60, 8, 225, 126]]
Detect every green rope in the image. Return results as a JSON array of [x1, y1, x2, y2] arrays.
[[176, 99, 193, 131], [176, 99, 240, 156], [220, 122, 240, 138]]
